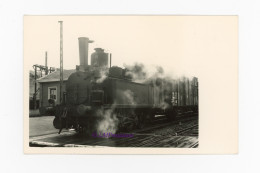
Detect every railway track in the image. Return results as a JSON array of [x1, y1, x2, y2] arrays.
[[29, 113, 198, 148], [131, 114, 198, 135], [125, 117, 199, 148], [132, 112, 198, 132], [175, 124, 198, 136]]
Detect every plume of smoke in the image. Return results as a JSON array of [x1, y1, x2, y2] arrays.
[[96, 67, 109, 83], [124, 63, 166, 83], [143, 66, 165, 84], [124, 63, 176, 110], [94, 106, 119, 136], [93, 90, 137, 136], [124, 63, 147, 83]]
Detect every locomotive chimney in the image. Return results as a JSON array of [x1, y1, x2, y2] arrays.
[[110, 53, 112, 68], [78, 37, 94, 70]]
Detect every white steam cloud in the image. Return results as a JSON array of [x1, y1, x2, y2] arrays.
[[95, 106, 119, 135], [96, 67, 109, 83]]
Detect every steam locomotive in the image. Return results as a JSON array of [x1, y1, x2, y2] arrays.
[[53, 37, 198, 134]]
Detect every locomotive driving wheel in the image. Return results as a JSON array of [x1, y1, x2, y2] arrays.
[[53, 117, 61, 129], [53, 117, 65, 130]]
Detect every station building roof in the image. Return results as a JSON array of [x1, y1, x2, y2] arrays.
[[37, 69, 76, 83]]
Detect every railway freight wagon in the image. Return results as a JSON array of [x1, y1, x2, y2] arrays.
[[171, 77, 198, 112], [52, 37, 198, 133]]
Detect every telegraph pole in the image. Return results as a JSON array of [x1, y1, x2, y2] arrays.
[[33, 65, 37, 110], [177, 79, 179, 106], [187, 78, 189, 105], [110, 53, 112, 68], [58, 21, 63, 104], [45, 51, 48, 75]]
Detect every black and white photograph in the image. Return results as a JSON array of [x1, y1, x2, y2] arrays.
[[24, 15, 237, 154], [27, 16, 199, 149]]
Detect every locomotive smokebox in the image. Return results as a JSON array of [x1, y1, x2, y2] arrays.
[[78, 37, 93, 70], [91, 48, 109, 67]]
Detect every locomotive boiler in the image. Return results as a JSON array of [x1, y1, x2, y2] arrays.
[[53, 37, 198, 134]]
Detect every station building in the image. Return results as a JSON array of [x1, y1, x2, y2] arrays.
[[37, 69, 75, 108]]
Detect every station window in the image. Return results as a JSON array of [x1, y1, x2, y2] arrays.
[[48, 87, 57, 100]]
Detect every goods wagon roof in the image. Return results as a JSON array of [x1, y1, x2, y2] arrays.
[[37, 69, 76, 83]]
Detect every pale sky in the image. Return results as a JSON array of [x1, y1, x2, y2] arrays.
[[24, 16, 237, 78]]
